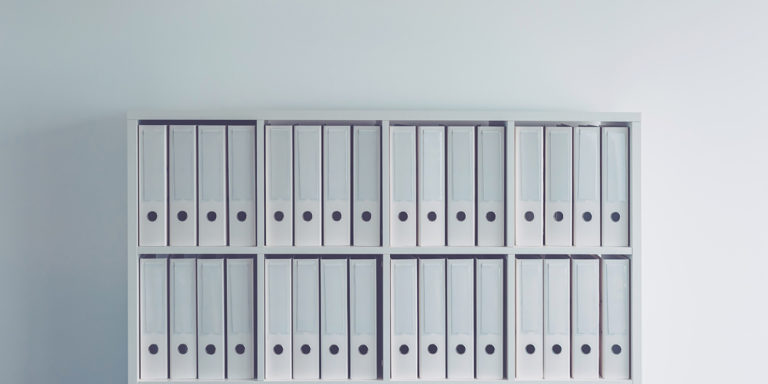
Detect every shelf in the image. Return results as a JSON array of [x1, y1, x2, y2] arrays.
[[128, 112, 642, 384], [135, 246, 632, 255], [128, 109, 641, 124], [137, 380, 633, 384]]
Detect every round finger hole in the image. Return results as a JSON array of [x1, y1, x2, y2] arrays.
[[359, 344, 369, 355], [303, 211, 313, 222], [456, 344, 466, 354], [273, 344, 284, 355], [612, 344, 622, 355], [611, 212, 621, 222], [237, 211, 247, 222], [332, 211, 342, 221], [552, 344, 562, 354], [399, 344, 409, 355], [398, 211, 408, 222], [206, 211, 216, 222], [554, 211, 564, 222], [147, 211, 158, 222], [456, 211, 466, 221], [148, 344, 158, 355], [524, 211, 534, 222], [427, 211, 437, 222], [362, 211, 372, 222], [301, 344, 311, 354], [177, 210, 187, 222], [581, 344, 591, 354], [427, 344, 438, 354], [583, 211, 593, 222], [235, 344, 245, 355], [485, 344, 495, 355], [486, 211, 496, 222], [206, 344, 216, 355], [329, 344, 339, 355], [274, 211, 284, 222], [525, 344, 535, 354], [177, 344, 188, 354]]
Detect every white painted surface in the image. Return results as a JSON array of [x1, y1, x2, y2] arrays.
[[1, 2, 767, 383]]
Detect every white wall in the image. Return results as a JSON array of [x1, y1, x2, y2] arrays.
[[1, 1, 766, 383]]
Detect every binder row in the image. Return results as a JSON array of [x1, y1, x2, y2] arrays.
[[515, 126, 630, 247], [264, 256, 380, 379], [139, 257, 255, 380], [139, 124, 629, 248], [515, 255, 630, 380], [266, 125, 382, 246], [390, 126, 506, 247], [139, 125, 257, 247], [390, 257, 505, 379]]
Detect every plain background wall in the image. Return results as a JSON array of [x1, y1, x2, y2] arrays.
[[1, 0, 766, 383]]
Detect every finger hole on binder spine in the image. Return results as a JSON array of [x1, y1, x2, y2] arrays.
[[554, 211, 564, 222], [235, 344, 245, 354], [329, 344, 339, 355], [302, 211, 312, 222], [206, 211, 216, 222], [612, 344, 622, 354], [485, 344, 495, 354], [611, 212, 621, 222], [177, 344, 188, 354], [398, 211, 408, 222], [177, 210, 187, 222], [427, 211, 437, 221], [552, 344, 562, 354], [273, 344, 283, 355], [148, 344, 158, 354], [581, 344, 591, 354], [362, 211, 372, 222], [359, 344, 369, 355], [236, 211, 247, 222], [427, 344, 438, 354], [301, 344, 311, 354], [332, 211, 342, 221], [583, 211, 593, 222], [205, 344, 215, 355], [147, 211, 157, 222], [525, 344, 535, 354], [399, 344, 409, 354], [456, 211, 466, 221], [524, 211, 534, 222], [486, 211, 496, 222], [456, 344, 466, 354], [274, 211, 284, 222]]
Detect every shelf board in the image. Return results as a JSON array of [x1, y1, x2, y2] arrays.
[[135, 246, 632, 255], [128, 109, 641, 123], [137, 380, 633, 384]]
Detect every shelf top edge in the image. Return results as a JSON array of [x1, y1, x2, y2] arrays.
[[126, 109, 641, 123]]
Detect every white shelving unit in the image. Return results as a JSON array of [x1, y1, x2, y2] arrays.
[[127, 110, 641, 384]]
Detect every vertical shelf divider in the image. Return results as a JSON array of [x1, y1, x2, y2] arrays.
[[506, 121, 516, 247], [256, 252, 266, 380], [127, 118, 139, 384], [381, 120, 391, 248], [506, 253, 515, 380], [256, 120, 266, 248], [381, 253, 392, 382], [629, 120, 642, 383]]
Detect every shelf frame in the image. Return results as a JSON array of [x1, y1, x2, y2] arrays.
[[127, 110, 641, 384]]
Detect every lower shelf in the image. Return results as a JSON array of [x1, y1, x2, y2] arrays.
[[137, 380, 633, 384]]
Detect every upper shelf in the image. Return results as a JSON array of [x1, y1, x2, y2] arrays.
[[127, 109, 641, 123], [135, 245, 633, 256]]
